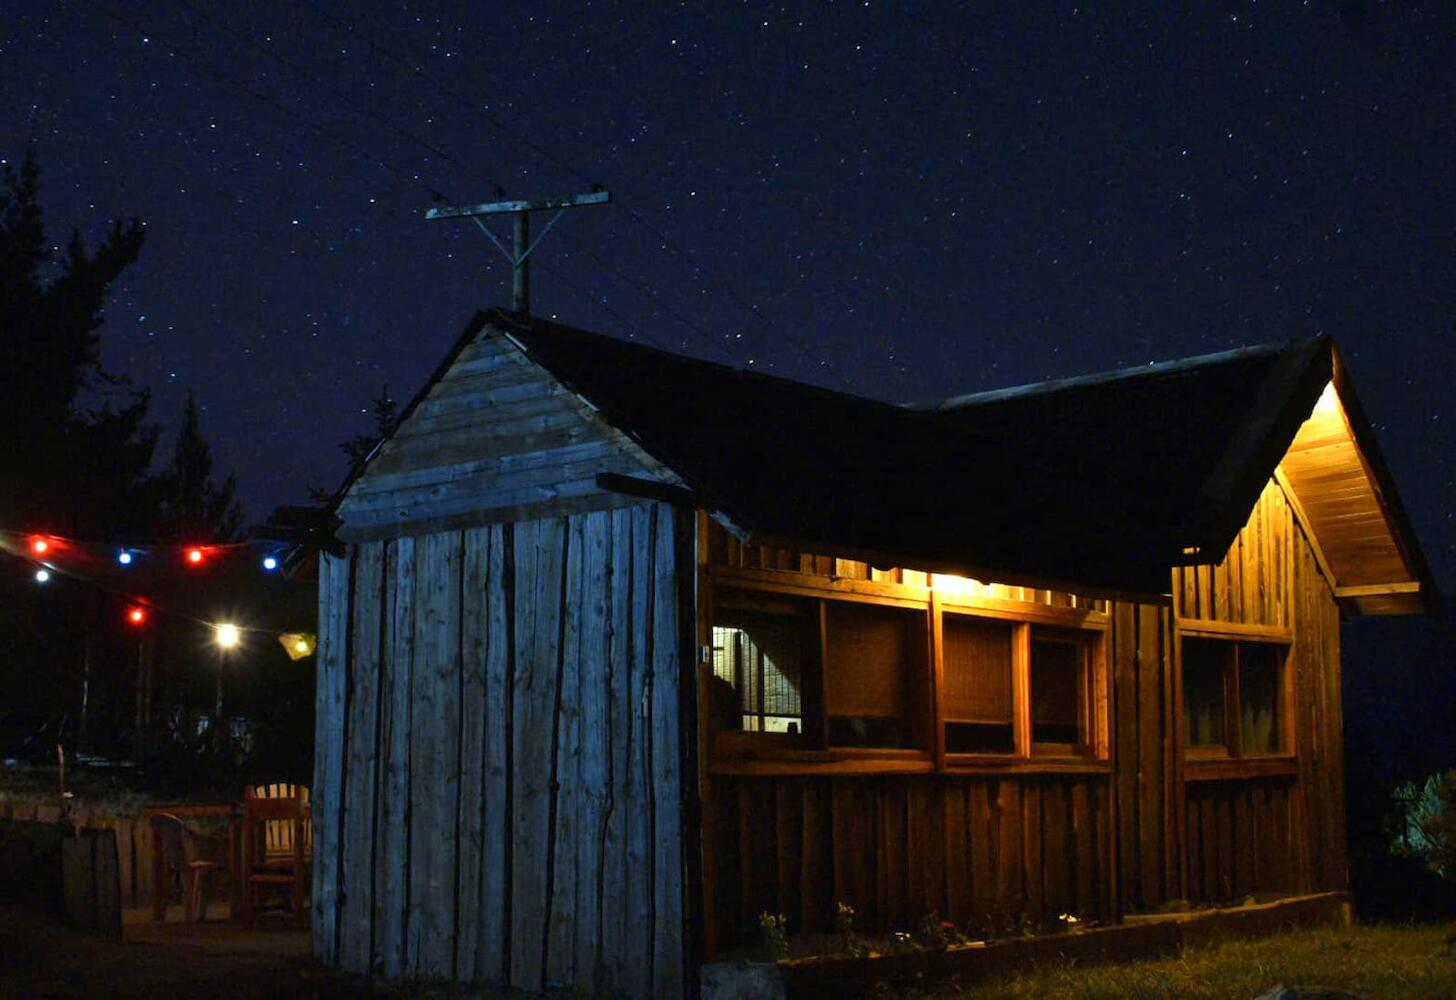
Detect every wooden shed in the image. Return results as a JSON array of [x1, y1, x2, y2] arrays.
[[312, 309, 1434, 996]]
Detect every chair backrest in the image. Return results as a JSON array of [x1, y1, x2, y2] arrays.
[[151, 812, 191, 870], [245, 784, 312, 859]]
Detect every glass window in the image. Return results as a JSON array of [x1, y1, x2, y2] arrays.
[[824, 602, 924, 748], [1031, 632, 1089, 749], [1182, 638, 1229, 749], [1238, 643, 1282, 755], [711, 592, 813, 736], [942, 615, 1014, 753], [1181, 636, 1287, 757]]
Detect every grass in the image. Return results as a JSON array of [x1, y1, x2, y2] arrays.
[[891, 924, 1456, 999]]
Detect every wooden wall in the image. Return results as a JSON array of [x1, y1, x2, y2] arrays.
[[703, 475, 1349, 947], [1172, 479, 1346, 901], [314, 501, 694, 997], [712, 775, 1112, 942]]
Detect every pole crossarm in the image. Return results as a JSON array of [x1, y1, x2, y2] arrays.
[[426, 188, 610, 314], [424, 189, 610, 220]]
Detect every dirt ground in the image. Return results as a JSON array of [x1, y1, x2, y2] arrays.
[[0, 904, 382, 999]]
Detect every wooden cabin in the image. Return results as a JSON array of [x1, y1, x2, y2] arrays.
[[311, 309, 1434, 997]]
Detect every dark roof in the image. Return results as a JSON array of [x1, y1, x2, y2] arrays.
[[489, 311, 1320, 597], [914, 337, 1336, 568]]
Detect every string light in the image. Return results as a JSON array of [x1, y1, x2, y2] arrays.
[[186, 547, 205, 565], [30, 537, 49, 555], [127, 607, 147, 626], [34, 567, 51, 583], [262, 555, 278, 571], [214, 622, 241, 648], [118, 550, 133, 565]]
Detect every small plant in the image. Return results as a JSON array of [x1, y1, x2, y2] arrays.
[[758, 912, 789, 961], [835, 901, 865, 956], [915, 911, 965, 950], [1007, 910, 1035, 938], [1056, 911, 1085, 933]]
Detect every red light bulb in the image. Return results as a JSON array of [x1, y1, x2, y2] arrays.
[[187, 547, 204, 565], [127, 607, 147, 626], [30, 537, 49, 555]]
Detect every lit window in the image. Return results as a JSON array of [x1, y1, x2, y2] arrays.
[[710, 593, 812, 737]]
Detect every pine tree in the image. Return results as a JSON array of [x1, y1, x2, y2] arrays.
[[157, 393, 243, 542], [0, 148, 156, 536], [340, 383, 398, 467]]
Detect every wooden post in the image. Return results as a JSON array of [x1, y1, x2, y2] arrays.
[[424, 189, 609, 316]]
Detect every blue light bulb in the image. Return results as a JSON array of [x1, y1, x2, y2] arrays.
[[262, 556, 278, 571], [118, 550, 133, 565]]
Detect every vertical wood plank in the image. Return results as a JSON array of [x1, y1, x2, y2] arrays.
[[477, 524, 512, 984], [622, 504, 655, 998], [572, 510, 612, 991], [510, 518, 566, 993], [650, 504, 686, 999], [454, 528, 489, 984], [408, 531, 463, 978], [547, 516, 586, 988], [340, 542, 385, 973], [375, 537, 413, 976], [312, 550, 351, 965], [598, 508, 633, 994]]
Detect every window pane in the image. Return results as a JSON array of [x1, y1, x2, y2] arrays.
[[1238, 642, 1282, 755], [825, 602, 923, 748], [711, 594, 810, 735], [1031, 637, 1085, 745], [1182, 638, 1228, 749], [943, 616, 1013, 753]]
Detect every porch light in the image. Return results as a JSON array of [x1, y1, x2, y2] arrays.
[[214, 622, 241, 648]]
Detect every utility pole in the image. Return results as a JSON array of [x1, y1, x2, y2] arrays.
[[425, 189, 610, 314]]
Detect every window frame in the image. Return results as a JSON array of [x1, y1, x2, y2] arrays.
[[1176, 620, 1296, 779], [702, 564, 1110, 775]]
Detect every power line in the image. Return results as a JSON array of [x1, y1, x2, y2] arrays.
[[71, 0, 445, 201], [293, 1, 855, 389], [71, 0, 718, 366], [160, 0, 759, 370]]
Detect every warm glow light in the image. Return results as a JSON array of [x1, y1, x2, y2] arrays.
[[118, 550, 133, 565], [931, 573, 988, 597], [30, 537, 49, 555], [34, 568, 51, 583], [127, 607, 147, 625], [1312, 381, 1339, 415], [215, 623, 241, 648], [187, 547, 204, 565], [278, 632, 316, 660]]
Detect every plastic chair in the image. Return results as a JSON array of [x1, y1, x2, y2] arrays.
[[151, 812, 222, 921]]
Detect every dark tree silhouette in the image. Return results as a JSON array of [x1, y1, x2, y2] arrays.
[[0, 147, 156, 537], [156, 393, 244, 542], [340, 383, 398, 467]]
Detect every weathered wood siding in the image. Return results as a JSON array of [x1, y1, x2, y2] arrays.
[[703, 475, 1348, 945], [314, 502, 692, 997], [1172, 478, 1346, 901], [712, 775, 1112, 941], [335, 327, 675, 542]]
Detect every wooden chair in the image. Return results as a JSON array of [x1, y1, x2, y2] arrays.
[[241, 784, 311, 926], [151, 812, 223, 922]]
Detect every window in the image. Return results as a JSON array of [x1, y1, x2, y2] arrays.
[[824, 602, 926, 749], [709, 591, 926, 750], [942, 616, 1014, 753], [1031, 629, 1094, 753], [710, 591, 815, 738], [1182, 636, 1287, 757], [706, 577, 1108, 766]]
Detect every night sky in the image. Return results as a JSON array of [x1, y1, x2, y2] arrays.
[[4, 4, 1453, 767]]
